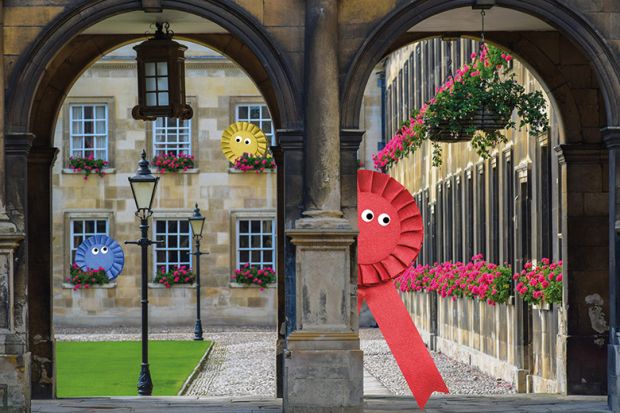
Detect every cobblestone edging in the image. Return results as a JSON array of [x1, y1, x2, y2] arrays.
[[179, 343, 214, 395]]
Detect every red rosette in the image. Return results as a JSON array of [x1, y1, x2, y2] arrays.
[[357, 169, 423, 286]]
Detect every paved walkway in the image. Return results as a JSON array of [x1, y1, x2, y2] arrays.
[[33, 395, 610, 413]]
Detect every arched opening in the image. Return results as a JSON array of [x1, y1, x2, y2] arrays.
[[4, 4, 300, 400], [346, 4, 614, 398]]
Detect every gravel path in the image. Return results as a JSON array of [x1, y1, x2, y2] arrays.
[[56, 326, 514, 396], [360, 328, 514, 396]]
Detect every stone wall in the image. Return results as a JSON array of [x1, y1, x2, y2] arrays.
[[51, 44, 278, 327], [402, 291, 560, 393]]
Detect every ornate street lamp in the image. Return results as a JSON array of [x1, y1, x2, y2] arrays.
[[126, 149, 161, 396], [188, 204, 206, 341], [132, 22, 193, 121]]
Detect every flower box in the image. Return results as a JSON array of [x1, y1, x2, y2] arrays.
[[532, 302, 552, 311], [229, 282, 276, 289], [514, 258, 562, 306], [62, 282, 116, 289], [154, 265, 195, 288], [148, 282, 196, 289], [232, 152, 276, 173], [66, 156, 110, 179], [231, 264, 276, 291], [152, 153, 195, 173], [154, 168, 199, 175]]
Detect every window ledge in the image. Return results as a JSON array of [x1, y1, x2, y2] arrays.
[[148, 282, 197, 289], [62, 282, 117, 289], [532, 302, 553, 311], [153, 168, 199, 175], [229, 282, 276, 289], [62, 168, 116, 175], [228, 168, 276, 174]]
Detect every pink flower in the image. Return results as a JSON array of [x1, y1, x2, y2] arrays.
[[556, 274, 563, 282]]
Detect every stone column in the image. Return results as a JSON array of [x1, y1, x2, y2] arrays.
[[283, 1, 363, 411], [28, 145, 58, 399], [603, 128, 620, 412], [1, 133, 33, 413], [301, 0, 342, 220], [556, 143, 609, 395], [274, 130, 304, 398]]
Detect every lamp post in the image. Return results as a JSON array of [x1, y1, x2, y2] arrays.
[[126, 149, 160, 396], [188, 204, 206, 341]]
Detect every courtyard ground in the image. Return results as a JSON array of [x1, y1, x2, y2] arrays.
[[45, 327, 610, 412], [33, 395, 610, 413], [56, 326, 513, 397]]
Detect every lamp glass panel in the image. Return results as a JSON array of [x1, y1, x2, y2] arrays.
[[158, 93, 169, 106], [146, 78, 157, 92], [157, 62, 168, 76], [145, 62, 156, 76], [147, 92, 157, 106], [190, 218, 205, 237], [130, 180, 156, 210], [157, 77, 168, 91]]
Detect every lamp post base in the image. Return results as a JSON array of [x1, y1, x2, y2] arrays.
[[137, 363, 153, 396], [193, 319, 204, 341]]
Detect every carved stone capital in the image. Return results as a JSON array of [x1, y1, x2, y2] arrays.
[[554, 143, 607, 165]]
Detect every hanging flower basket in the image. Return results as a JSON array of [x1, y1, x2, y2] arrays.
[[373, 44, 549, 170], [472, 106, 510, 131], [429, 107, 508, 142]]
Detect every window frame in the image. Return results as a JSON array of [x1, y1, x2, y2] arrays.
[[475, 162, 487, 258], [230, 209, 277, 274], [502, 148, 515, 267], [489, 156, 500, 263], [151, 117, 192, 157], [68, 103, 109, 161], [229, 97, 275, 146], [464, 167, 474, 261], [63, 210, 114, 280], [62, 97, 115, 167], [152, 217, 193, 279]]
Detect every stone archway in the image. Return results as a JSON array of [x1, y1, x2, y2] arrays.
[[340, 0, 620, 408], [4, 1, 302, 400]]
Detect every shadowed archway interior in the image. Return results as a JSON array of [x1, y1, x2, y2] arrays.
[[4, 2, 302, 399]]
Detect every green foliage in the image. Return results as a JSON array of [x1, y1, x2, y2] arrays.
[[232, 263, 276, 290], [68, 156, 109, 179], [154, 265, 195, 288], [66, 264, 109, 290], [373, 44, 550, 170], [233, 152, 277, 173]]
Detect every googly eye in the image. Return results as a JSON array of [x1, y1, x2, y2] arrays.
[[378, 213, 391, 226], [91, 247, 99, 255], [235, 136, 242, 143], [361, 209, 374, 222], [244, 138, 251, 145], [101, 246, 109, 254]]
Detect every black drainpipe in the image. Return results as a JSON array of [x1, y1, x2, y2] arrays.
[[377, 67, 386, 151]]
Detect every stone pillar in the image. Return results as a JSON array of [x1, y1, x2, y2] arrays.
[[302, 0, 342, 219], [274, 130, 304, 398], [603, 128, 620, 412], [283, 1, 363, 411], [1, 133, 33, 413], [556, 143, 609, 395], [27, 145, 58, 399]]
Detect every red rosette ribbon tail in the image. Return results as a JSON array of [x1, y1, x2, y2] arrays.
[[357, 170, 448, 409]]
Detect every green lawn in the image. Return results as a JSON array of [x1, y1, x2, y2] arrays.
[[56, 340, 212, 397]]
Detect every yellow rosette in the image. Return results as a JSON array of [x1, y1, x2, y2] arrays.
[[221, 121, 268, 162]]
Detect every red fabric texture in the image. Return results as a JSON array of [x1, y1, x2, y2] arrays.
[[357, 170, 448, 409]]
